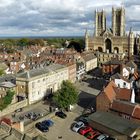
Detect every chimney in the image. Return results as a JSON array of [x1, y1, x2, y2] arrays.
[[131, 88, 135, 103]]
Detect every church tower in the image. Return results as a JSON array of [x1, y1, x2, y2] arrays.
[[112, 7, 125, 36], [128, 27, 134, 58], [95, 9, 106, 36], [85, 29, 89, 51]]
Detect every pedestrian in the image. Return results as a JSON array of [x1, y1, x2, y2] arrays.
[[58, 136, 62, 139], [91, 107, 94, 113]]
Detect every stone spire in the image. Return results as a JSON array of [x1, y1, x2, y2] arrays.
[[85, 29, 89, 51], [128, 27, 134, 58]]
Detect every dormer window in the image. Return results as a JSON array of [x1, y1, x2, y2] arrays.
[[123, 82, 126, 88]]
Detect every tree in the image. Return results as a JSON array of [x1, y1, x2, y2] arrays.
[[0, 89, 15, 110], [53, 80, 79, 110], [0, 69, 5, 76], [17, 38, 29, 47]]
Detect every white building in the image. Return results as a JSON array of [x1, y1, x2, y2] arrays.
[[111, 73, 132, 89], [16, 64, 69, 104], [82, 53, 97, 72]]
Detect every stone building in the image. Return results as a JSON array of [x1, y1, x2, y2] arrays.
[[135, 34, 140, 55], [16, 64, 68, 104], [85, 7, 135, 66]]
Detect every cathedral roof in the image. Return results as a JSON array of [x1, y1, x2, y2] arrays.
[[101, 28, 113, 36]]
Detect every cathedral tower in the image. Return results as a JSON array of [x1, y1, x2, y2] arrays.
[[95, 9, 106, 36], [112, 7, 125, 36], [85, 29, 89, 51]]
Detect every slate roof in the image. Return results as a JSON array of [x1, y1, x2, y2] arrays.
[[111, 73, 130, 83], [82, 53, 96, 62], [126, 61, 137, 69], [16, 64, 66, 79], [103, 59, 123, 65], [88, 111, 140, 137], [0, 75, 16, 84], [0, 82, 16, 88]]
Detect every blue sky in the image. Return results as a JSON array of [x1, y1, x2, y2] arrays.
[[0, 0, 139, 36]]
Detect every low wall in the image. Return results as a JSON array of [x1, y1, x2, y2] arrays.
[[0, 99, 28, 117]]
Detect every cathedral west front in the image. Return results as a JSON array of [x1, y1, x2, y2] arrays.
[[85, 7, 135, 66]]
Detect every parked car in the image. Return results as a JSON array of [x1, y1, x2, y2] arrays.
[[35, 122, 49, 132], [105, 137, 117, 140], [79, 126, 92, 135], [96, 134, 109, 140], [25, 112, 40, 121], [78, 116, 88, 125], [85, 130, 100, 139], [42, 119, 54, 127], [15, 108, 22, 113], [55, 111, 67, 119], [72, 121, 85, 132]]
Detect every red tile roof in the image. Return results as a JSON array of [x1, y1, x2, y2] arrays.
[[133, 105, 140, 119], [115, 88, 132, 101], [110, 100, 135, 115], [103, 81, 117, 102]]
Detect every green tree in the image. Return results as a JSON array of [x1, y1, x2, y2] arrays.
[[53, 80, 79, 110], [0, 89, 15, 110], [17, 38, 29, 46], [28, 39, 45, 46], [0, 69, 5, 76]]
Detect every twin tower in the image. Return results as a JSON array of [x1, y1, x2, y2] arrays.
[[95, 7, 125, 37]]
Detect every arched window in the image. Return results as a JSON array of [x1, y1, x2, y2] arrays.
[[105, 39, 112, 53], [114, 47, 119, 53], [98, 47, 103, 52]]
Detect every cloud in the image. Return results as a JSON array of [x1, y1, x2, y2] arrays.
[[0, 0, 139, 36]]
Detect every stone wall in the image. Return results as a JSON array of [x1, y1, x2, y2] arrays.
[[0, 122, 48, 140], [0, 99, 28, 117]]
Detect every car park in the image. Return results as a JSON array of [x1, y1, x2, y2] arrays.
[[79, 126, 92, 135], [35, 122, 49, 132], [72, 121, 85, 132], [96, 134, 109, 140], [55, 111, 67, 119], [42, 119, 54, 127], [85, 130, 100, 139]]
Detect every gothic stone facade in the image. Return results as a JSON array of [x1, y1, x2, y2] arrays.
[[85, 7, 134, 66]]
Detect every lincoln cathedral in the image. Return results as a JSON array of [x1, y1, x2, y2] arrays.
[[85, 7, 135, 66]]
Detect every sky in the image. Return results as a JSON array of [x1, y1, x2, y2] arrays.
[[0, 0, 139, 36]]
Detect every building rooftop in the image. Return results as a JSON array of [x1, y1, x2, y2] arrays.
[[88, 111, 140, 137], [0, 75, 16, 84], [111, 73, 130, 83], [0, 81, 16, 88], [82, 53, 96, 62], [103, 59, 123, 65], [110, 100, 135, 115], [115, 88, 132, 101], [101, 81, 117, 102], [16, 64, 66, 79], [126, 61, 137, 69], [110, 100, 140, 120]]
